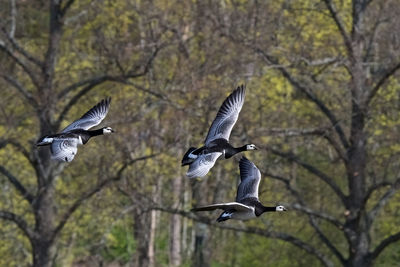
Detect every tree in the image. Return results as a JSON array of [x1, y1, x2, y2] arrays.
[[0, 1, 162, 266], [195, 0, 400, 266], [1, 0, 399, 266]]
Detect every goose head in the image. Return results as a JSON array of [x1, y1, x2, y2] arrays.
[[102, 127, 115, 134], [246, 144, 258, 151], [275, 205, 287, 212]]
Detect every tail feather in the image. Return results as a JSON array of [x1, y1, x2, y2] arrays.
[[36, 136, 54, 146], [181, 147, 197, 166], [216, 211, 232, 222]]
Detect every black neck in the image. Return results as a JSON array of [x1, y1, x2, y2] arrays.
[[262, 206, 276, 212], [88, 128, 104, 137], [225, 145, 247, 159], [235, 145, 248, 152], [254, 202, 276, 216]]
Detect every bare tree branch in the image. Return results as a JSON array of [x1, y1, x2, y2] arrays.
[[367, 177, 400, 224], [151, 206, 334, 267], [0, 165, 34, 204], [60, 0, 76, 16], [0, 26, 43, 67], [0, 138, 33, 165], [55, 46, 161, 130], [260, 127, 329, 137], [370, 231, 400, 260], [0, 43, 41, 88], [9, 0, 16, 38], [322, 0, 353, 59], [308, 216, 346, 265], [366, 61, 400, 106], [265, 147, 347, 204], [51, 154, 156, 240], [263, 171, 346, 263], [126, 82, 169, 101], [363, 2, 386, 62], [363, 181, 392, 206], [57, 75, 113, 100], [258, 127, 348, 162], [254, 48, 350, 150], [55, 74, 138, 130], [290, 203, 343, 229], [0, 75, 39, 109], [0, 210, 36, 240], [266, 171, 347, 234]]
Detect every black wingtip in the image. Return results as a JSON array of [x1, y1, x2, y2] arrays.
[[240, 156, 249, 163], [216, 216, 229, 222], [237, 84, 245, 91], [102, 97, 111, 107], [239, 156, 253, 177], [234, 84, 246, 96]]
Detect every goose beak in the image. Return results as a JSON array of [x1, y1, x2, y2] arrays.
[[111, 129, 115, 133], [283, 207, 287, 211], [254, 146, 258, 150]]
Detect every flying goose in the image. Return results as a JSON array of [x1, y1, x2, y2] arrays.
[[182, 85, 257, 178], [37, 97, 114, 162], [191, 157, 286, 222]]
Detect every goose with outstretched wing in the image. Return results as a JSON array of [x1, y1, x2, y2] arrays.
[[182, 85, 257, 178], [191, 157, 286, 222], [37, 97, 114, 162]]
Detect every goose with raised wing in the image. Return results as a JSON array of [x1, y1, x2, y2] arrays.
[[182, 85, 257, 178], [191, 157, 286, 222], [37, 97, 114, 162]]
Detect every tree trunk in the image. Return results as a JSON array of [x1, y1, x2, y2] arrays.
[[191, 179, 211, 267], [148, 209, 157, 267], [133, 207, 152, 267], [32, 180, 56, 267], [345, 23, 370, 266], [169, 175, 182, 266]]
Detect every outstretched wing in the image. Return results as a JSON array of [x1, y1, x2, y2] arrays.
[[191, 202, 253, 212], [186, 152, 222, 178], [50, 139, 79, 162], [205, 85, 246, 145], [236, 157, 261, 202], [62, 97, 111, 132]]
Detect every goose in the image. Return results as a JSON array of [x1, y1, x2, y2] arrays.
[[191, 157, 286, 222], [37, 97, 114, 162], [182, 85, 257, 178]]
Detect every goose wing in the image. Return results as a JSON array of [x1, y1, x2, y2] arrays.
[[191, 202, 253, 212], [186, 152, 222, 178], [236, 157, 261, 202], [50, 139, 79, 162], [204, 85, 245, 146], [61, 97, 111, 133]]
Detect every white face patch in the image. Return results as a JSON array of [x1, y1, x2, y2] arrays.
[[103, 127, 114, 134], [275, 205, 286, 212], [246, 144, 257, 150]]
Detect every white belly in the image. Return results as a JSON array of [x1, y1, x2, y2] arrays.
[[231, 209, 256, 221]]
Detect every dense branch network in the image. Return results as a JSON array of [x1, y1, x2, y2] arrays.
[[151, 206, 334, 267]]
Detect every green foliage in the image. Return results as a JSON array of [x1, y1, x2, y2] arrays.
[[101, 223, 136, 264], [1, 0, 400, 266]]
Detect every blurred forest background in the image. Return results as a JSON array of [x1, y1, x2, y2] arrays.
[[1, 0, 400, 266]]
